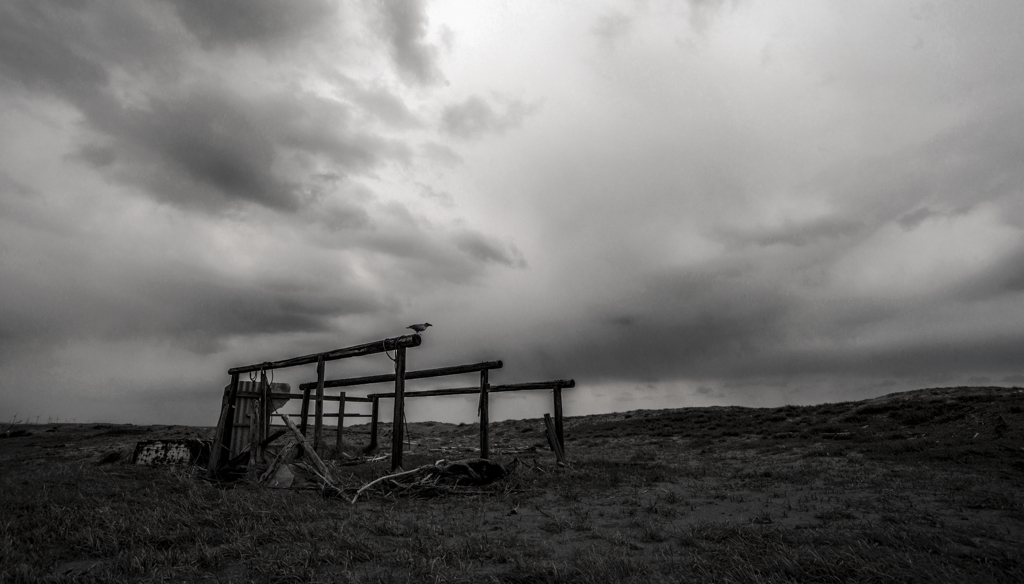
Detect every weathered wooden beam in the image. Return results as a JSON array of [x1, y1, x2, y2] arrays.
[[391, 346, 407, 471], [554, 386, 565, 454], [271, 413, 369, 420], [335, 391, 346, 458], [479, 369, 489, 460], [260, 372, 271, 461], [367, 398, 379, 453], [298, 360, 503, 391], [366, 379, 575, 399], [280, 414, 334, 485], [544, 413, 567, 465], [228, 334, 421, 375], [313, 355, 325, 454], [208, 373, 240, 476], [263, 430, 286, 447], [234, 391, 372, 399], [299, 386, 311, 436]]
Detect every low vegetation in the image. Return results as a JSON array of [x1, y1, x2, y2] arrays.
[[2, 386, 1023, 582]]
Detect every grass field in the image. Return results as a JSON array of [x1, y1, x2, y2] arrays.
[[2, 386, 1023, 583]]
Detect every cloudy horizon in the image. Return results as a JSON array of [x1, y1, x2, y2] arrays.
[[2, 0, 1023, 427]]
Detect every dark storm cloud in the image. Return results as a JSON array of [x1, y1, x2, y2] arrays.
[[0, 0, 415, 213], [0, 1, 108, 100], [351, 205, 528, 287], [78, 87, 406, 211], [98, 90, 298, 210], [166, 0, 337, 49], [719, 217, 864, 248], [897, 207, 937, 230], [453, 231, 526, 268], [0, 240, 385, 353], [375, 0, 442, 85], [335, 78, 422, 128], [742, 334, 1024, 381], [0, 0, 530, 378], [493, 101, 1024, 389], [440, 96, 541, 139], [819, 107, 1024, 228], [954, 247, 1024, 300], [264, 93, 412, 169], [507, 268, 794, 383]]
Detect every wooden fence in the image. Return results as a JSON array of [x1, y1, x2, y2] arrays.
[[297, 361, 574, 470]]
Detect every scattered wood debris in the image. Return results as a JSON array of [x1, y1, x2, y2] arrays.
[[351, 458, 506, 504]]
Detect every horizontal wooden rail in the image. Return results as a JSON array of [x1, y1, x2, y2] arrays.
[[298, 360, 503, 391], [273, 413, 370, 419], [228, 334, 421, 375], [237, 392, 372, 403], [366, 379, 575, 399]]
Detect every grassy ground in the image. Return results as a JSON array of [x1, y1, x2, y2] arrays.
[[2, 386, 1023, 583]]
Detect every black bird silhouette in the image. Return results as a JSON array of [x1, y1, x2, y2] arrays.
[[407, 323, 432, 333]]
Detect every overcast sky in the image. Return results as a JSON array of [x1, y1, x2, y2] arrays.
[[2, 0, 1023, 427]]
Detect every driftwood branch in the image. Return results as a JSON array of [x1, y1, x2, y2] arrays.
[[280, 414, 334, 484], [259, 443, 298, 484], [350, 458, 506, 504], [351, 466, 430, 504]]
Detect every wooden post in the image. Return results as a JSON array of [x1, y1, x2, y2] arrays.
[[544, 413, 567, 465], [479, 369, 489, 459], [553, 385, 565, 455], [335, 391, 346, 458], [299, 386, 311, 436], [248, 401, 262, 473], [368, 397, 379, 453], [391, 345, 406, 471], [260, 371, 271, 456], [208, 373, 240, 476], [314, 355, 325, 454]]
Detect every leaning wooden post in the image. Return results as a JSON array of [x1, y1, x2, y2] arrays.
[[279, 414, 334, 485], [367, 397, 380, 453], [553, 384, 565, 456], [335, 391, 346, 458], [479, 368, 490, 459], [544, 413, 567, 465], [313, 355, 326, 454], [208, 372, 240, 477], [299, 386, 312, 436], [391, 345, 407, 471]]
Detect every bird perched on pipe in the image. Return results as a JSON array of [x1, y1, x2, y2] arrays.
[[407, 323, 432, 333]]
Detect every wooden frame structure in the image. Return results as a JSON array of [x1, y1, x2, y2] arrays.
[[231, 389, 371, 461], [208, 334, 421, 477], [367, 379, 574, 460], [299, 360, 575, 470]]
